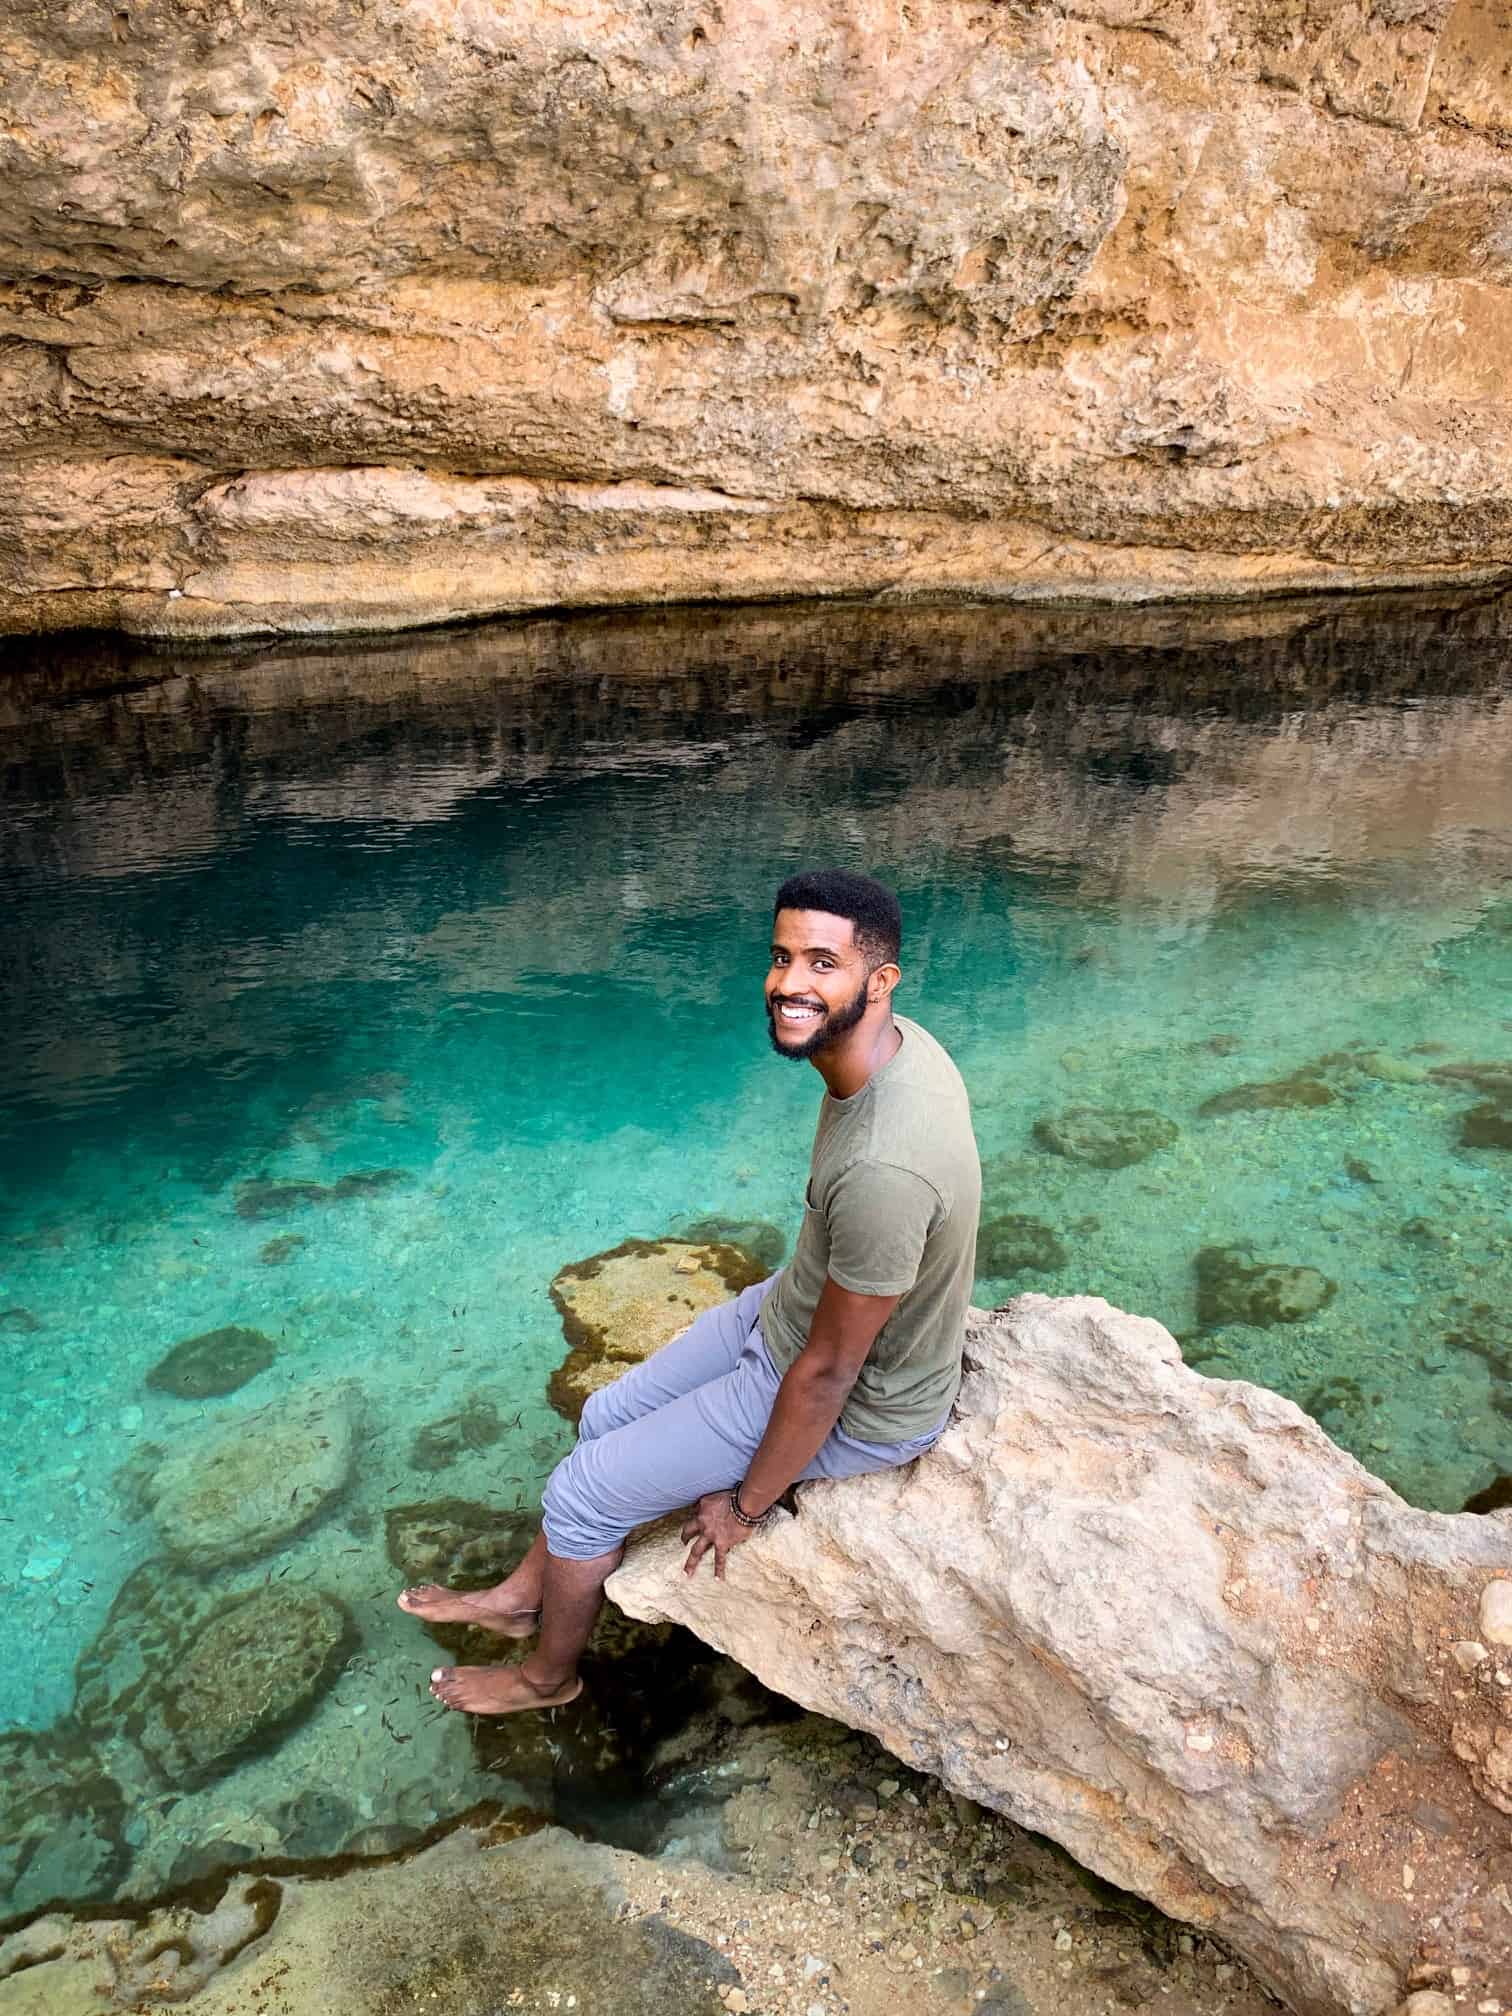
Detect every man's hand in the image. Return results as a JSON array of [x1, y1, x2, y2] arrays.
[[680, 1491, 756, 1580]]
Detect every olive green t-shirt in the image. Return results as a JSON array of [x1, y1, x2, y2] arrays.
[[758, 1014, 980, 1441]]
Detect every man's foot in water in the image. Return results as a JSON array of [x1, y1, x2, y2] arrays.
[[397, 1585, 541, 1637], [429, 1662, 583, 1714]]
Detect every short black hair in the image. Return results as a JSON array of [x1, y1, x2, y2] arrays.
[[773, 869, 902, 970]]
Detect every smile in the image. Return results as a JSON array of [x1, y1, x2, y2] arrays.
[[775, 1002, 823, 1024]]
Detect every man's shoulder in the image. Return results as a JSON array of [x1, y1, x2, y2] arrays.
[[888, 1015, 971, 1105]]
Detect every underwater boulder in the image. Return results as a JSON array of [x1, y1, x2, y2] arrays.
[[680, 1215, 787, 1275], [135, 1587, 353, 1786], [385, 1498, 538, 1588], [1461, 1100, 1512, 1150], [146, 1383, 357, 1567], [0, 1728, 129, 1919], [233, 1167, 408, 1219], [548, 1237, 770, 1422], [1031, 1107, 1178, 1170], [978, 1214, 1067, 1276], [146, 1324, 276, 1399], [1198, 1075, 1336, 1117], [1195, 1246, 1337, 1328], [1430, 1060, 1512, 1096], [409, 1395, 506, 1473]]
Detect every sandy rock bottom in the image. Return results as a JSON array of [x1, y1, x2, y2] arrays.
[[0, 1711, 1280, 2016]]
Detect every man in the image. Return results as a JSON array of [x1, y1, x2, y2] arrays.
[[401, 868, 980, 1714]]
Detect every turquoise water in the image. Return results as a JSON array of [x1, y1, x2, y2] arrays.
[[2, 592, 1510, 1924]]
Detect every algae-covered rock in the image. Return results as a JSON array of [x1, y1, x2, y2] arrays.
[[146, 1324, 276, 1399], [258, 1234, 307, 1265], [978, 1214, 1067, 1277], [548, 1237, 770, 1423], [147, 1384, 357, 1567], [1198, 1075, 1337, 1117], [1031, 1108, 1178, 1170], [233, 1167, 408, 1219], [1195, 1247, 1337, 1328], [137, 1587, 353, 1785]]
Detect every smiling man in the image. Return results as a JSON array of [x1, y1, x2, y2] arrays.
[[403, 867, 980, 1714]]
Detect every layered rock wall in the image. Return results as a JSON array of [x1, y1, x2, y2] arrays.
[[609, 1296, 1512, 2016], [2, 1, 1512, 635]]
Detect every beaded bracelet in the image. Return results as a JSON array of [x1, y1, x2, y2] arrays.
[[730, 1483, 772, 1529]]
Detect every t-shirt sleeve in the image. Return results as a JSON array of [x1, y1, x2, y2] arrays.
[[822, 1158, 941, 1297]]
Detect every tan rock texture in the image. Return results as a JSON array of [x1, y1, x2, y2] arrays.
[[609, 1295, 1512, 2016], [3, 2, 1512, 636], [548, 1236, 769, 1421]]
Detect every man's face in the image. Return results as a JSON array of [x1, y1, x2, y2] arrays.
[[765, 908, 873, 1061]]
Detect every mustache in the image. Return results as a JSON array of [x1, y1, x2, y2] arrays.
[[769, 996, 825, 1012]]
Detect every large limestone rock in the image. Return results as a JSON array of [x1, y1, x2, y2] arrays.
[[3, 4, 1512, 637], [609, 1296, 1512, 2016]]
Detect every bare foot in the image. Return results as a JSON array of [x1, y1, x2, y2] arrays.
[[429, 1663, 583, 1715], [397, 1585, 541, 1637]]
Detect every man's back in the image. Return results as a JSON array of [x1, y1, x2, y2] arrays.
[[759, 1013, 980, 1440]]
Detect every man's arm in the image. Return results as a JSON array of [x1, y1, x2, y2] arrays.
[[740, 1275, 899, 1513], [680, 1276, 898, 1578]]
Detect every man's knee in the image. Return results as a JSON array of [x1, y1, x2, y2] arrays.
[[578, 1385, 612, 1441]]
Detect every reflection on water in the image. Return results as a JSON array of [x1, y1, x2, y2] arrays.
[[1, 589, 1510, 1926]]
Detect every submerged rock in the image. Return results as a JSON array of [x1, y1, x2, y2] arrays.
[[1461, 1100, 1512, 1150], [548, 1236, 770, 1422], [680, 1216, 787, 1275], [136, 1587, 353, 1785], [409, 1395, 506, 1473], [978, 1214, 1067, 1277], [1030, 1108, 1178, 1170], [0, 1306, 42, 1334], [385, 1498, 537, 1590], [146, 1384, 357, 1566], [611, 1295, 1512, 2016], [0, 1727, 128, 1920], [1198, 1074, 1336, 1117], [233, 1168, 408, 1219], [146, 1323, 276, 1399], [258, 1233, 307, 1265], [1195, 1246, 1337, 1328], [1430, 1060, 1512, 1095]]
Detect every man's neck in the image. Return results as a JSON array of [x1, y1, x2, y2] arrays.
[[811, 1012, 902, 1102]]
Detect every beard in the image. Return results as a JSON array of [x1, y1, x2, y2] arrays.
[[766, 975, 870, 1061]]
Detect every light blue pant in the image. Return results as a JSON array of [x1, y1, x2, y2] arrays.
[[540, 1273, 947, 1560]]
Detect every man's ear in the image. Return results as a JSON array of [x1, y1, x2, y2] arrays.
[[868, 962, 902, 1004]]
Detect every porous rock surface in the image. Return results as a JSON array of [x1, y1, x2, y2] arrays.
[[609, 1295, 1512, 2016], [3, 3, 1512, 637]]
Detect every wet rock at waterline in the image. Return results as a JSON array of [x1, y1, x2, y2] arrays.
[[611, 1295, 1512, 2016], [1030, 1108, 1178, 1171], [1464, 1475, 1512, 1515], [978, 1214, 1067, 1278], [232, 1167, 408, 1220], [1197, 1074, 1337, 1118], [145, 1324, 276, 1399], [548, 1236, 770, 1422], [1195, 1246, 1337, 1328], [135, 1589, 352, 1786], [145, 1384, 356, 1567]]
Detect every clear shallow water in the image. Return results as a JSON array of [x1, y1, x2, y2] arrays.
[[1, 591, 1510, 1923]]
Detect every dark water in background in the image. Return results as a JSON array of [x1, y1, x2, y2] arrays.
[[1, 589, 1510, 1922]]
